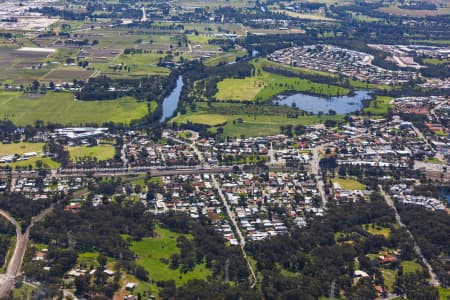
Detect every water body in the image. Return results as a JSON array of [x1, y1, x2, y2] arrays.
[[275, 90, 372, 115], [160, 75, 184, 123]]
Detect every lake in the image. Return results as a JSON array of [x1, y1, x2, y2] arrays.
[[160, 75, 184, 123], [274, 90, 372, 115]]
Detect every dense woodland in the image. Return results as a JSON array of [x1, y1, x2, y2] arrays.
[[0, 193, 52, 231], [247, 195, 437, 299], [397, 205, 450, 287]]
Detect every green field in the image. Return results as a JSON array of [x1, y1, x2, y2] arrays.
[[381, 268, 396, 292], [131, 226, 211, 286], [0, 142, 44, 156], [215, 62, 349, 101], [0, 156, 60, 169], [364, 224, 391, 238], [171, 101, 344, 137], [254, 58, 392, 91], [423, 58, 448, 65], [333, 178, 366, 190], [439, 287, 450, 300], [0, 91, 149, 126], [401, 260, 423, 273], [364, 96, 392, 115], [69, 145, 116, 161]]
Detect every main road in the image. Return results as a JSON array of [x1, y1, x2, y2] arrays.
[[379, 186, 440, 287], [0, 206, 55, 298]]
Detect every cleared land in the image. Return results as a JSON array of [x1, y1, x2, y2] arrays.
[[364, 224, 391, 238], [364, 96, 392, 115], [130, 226, 211, 286], [401, 260, 423, 273], [171, 102, 343, 137], [0, 91, 149, 126], [215, 62, 350, 101], [68, 145, 116, 161], [41, 67, 94, 83], [0, 143, 44, 156], [333, 178, 366, 190], [0, 156, 60, 169]]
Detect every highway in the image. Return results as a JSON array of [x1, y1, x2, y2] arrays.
[[379, 186, 440, 287]]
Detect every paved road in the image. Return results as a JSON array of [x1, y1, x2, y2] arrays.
[[0, 209, 24, 297], [167, 135, 259, 287], [0, 206, 55, 298], [379, 186, 440, 287], [311, 146, 328, 209]]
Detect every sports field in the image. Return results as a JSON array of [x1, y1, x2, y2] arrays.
[[0, 142, 44, 156], [0, 91, 149, 126], [68, 145, 116, 161]]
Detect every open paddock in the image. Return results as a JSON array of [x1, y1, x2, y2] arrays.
[[41, 67, 95, 83], [0, 91, 148, 126]]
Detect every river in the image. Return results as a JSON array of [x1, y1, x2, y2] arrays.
[[160, 75, 184, 123], [274, 90, 372, 115]]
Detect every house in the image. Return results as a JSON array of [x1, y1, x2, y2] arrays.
[[125, 282, 137, 291]]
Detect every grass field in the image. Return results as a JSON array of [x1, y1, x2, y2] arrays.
[[381, 268, 396, 292], [401, 260, 422, 274], [69, 145, 116, 161], [0, 156, 60, 169], [364, 224, 391, 238], [171, 101, 344, 137], [364, 96, 392, 115], [439, 287, 450, 300], [215, 62, 349, 101], [131, 226, 211, 286], [0, 91, 149, 126], [423, 58, 448, 65], [0, 142, 44, 156], [333, 178, 366, 190], [254, 58, 392, 91]]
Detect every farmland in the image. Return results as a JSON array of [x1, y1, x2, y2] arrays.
[[0, 91, 149, 126]]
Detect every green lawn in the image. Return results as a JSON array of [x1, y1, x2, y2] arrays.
[[333, 178, 366, 190], [0, 156, 60, 169], [215, 66, 349, 101], [172, 111, 343, 137], [364, 224, 391, 238], [131, 226, 211, 286], [439, 287, 450, 300], [0, 91, 149, 126], [0, 142, 44, 156], [401, 260, 423, 274], [381, 268, 396, 292], [364, 96, 392, 115], [423, 58, 448, 65], [69, 145, 116, 161]]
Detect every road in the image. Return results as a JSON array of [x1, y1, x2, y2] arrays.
[[311, 146, 328, 209], [166, 134, 259, 287], [0, 209, 23, 297], [379, 186, 440, 287], [0, 205, 55, 298]]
